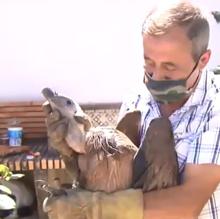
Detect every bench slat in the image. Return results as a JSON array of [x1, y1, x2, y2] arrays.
[[0, 106, 43, 113], [0, 112, 45, 118], [0, 117, 45, 123], [0, 101, 43, 107], [0, 123, 46, 129]]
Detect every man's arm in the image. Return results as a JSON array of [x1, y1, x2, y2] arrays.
[[143, 164, 220, 219]]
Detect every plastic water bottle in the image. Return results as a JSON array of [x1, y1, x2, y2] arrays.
[[7, 127, 23, 146]]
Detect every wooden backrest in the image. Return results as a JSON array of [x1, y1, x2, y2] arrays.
[[0, 102, 46, 139], [0, 101, 121, 140]]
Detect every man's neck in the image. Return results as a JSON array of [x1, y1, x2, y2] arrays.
[[159, 99, 188, 117]]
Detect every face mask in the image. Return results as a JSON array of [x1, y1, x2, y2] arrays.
[[144, 62, 200, 104]]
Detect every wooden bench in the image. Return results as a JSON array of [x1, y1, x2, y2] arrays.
[[0, 101, 121, 218]]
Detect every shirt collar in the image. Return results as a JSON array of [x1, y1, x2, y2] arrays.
[[183, 69, 215, 109]]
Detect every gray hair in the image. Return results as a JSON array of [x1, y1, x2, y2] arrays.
[[142, 0, 210, 61]]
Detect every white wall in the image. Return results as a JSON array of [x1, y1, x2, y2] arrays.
[[0, 0, 219, 103]]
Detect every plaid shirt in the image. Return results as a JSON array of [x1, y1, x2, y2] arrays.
[[119, 69, 220, 218]]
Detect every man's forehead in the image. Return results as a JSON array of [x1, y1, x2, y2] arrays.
[[144, 54, 177, 67], [143, 30, 193, 59]]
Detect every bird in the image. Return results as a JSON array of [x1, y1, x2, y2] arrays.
[[133, 117, 179, 192], [42, 88, 140, 193], [41, 87, 179, 194]]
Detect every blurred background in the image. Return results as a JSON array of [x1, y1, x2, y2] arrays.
[[0, 0, 219, 103]]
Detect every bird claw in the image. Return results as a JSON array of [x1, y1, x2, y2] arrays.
[[35, 180, 50, 193], [36, 179, 67, 197], [36, 179, 79, 197]]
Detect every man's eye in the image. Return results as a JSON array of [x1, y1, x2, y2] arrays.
[[164, 65, 176, 71]]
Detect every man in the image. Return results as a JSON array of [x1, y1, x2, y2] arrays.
[[43, 1, 220, 218]]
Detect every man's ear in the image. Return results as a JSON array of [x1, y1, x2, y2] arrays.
[[199, 49, 211, 70], [116, 111, 142, 147], [74, 114, 92, 131]]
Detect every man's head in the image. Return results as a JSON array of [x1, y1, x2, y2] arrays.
[[142, 0, 211, 104]]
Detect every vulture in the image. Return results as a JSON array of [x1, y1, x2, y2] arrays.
[[41, 88, 179, 194]]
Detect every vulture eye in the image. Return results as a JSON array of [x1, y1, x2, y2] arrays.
[[66, 100, 72, 105]]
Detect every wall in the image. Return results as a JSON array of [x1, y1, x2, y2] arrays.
[[0, 0, 219, 103]]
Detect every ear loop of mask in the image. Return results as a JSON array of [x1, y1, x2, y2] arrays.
[[185, 59, 202, 93]]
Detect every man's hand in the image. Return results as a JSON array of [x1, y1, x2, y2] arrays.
[[143, 164, 220, 219], [43, 188, 143, 219]]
